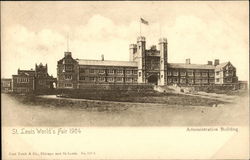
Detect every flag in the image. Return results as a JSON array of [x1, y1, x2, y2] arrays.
[[140, 18, 149, 25]]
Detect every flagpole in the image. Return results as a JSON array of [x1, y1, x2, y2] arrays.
[[159, 16, 162, 38], [67, 32, 69, 52], [140, 18, 141, 37]]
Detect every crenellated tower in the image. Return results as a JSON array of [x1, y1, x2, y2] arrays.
[[136, 36, 146, 83], [129, 44, 137, 61], [158, 38, 168, 85]]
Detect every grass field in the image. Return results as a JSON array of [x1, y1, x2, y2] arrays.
[[2, 92, 248, 126], [9, 90, 225, 107]]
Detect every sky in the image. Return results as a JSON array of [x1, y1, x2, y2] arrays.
[[1, 1, 249, 80]]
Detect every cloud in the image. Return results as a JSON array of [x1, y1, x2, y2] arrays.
[[1, 14, 248, 81]]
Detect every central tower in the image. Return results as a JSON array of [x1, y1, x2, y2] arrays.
[[137, 36, 146, 83], [158, 38, 168, 85]]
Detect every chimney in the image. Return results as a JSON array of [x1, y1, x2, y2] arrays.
[[186, 58, 191, 64], [101, 54, 104, 61], [207, 61, 213, 65], [214, 59, 220, 66]]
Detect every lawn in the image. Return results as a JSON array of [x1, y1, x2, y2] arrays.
[[9, 90, 225, 107]]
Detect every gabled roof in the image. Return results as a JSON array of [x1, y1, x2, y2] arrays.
[[215, 62, 230, 70], [76, 59, 138, 67], [168, 63, 215, 70]]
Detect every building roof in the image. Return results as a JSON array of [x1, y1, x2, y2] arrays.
[[168, 63, 215, 70], [1, 78, 12, 81], [76, 59, 138, 67], [215, 62, 229, 70]]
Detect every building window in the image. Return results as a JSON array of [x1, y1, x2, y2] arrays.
[[168, 78, 172, 83], [116, 77, 123, 82], [79, 76, 85, 80], [98, 77, 105, 82], [133, 78, 138, 82], [202, 79, 208, 83], [107, 77, 114, 82], [65, 75, 72, 80], [89, 69, 95, 74], [2, 82, 11, 87], [126, 70, 132, 75], [180, 72, 186, 76], [126, 77, 132, 82], [64, 59, 71, 64], [167, 71, 172, 76], [216, 71, 220, 75], [65, 65, 73, 71], [202, 73, 208, 77], [64, 83, 73, 88], [195, 79, 201, 84], [188, 79, 194, 84], [117, 70, 123, 75], [79, 68, 86, 73], [172, 78, 178, 83], [108, 69, 114, 74], [187, 72, 193, 76], [89, 77, 95, 81], [209, 79, 215, 83], [139, 72, 141, 77], [99, 69, 105, 74], [173, 71, 178, 76], [133, 70, 137, 75], [195, 72, 201, 77], [180, 78, 186, 84], [17, 78, 29, 83], [216, 78, 220, 82], [209, 73, 214, 77]]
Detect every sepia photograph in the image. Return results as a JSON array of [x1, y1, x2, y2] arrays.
[[1, 1, 249, 159]]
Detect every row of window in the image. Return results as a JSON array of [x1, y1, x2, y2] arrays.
[[168, 78, 214, 84], [17, 78, 29, 83], [168, 71, 214, 77], [215, 78, 233, 82], [216, 71, 236, 76], [79, 69, 137, 75], [2, 82, 11, 87], [79, 77, 137, 82]]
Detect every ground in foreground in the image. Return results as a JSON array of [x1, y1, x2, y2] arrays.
[[2, 92, 248, 126]]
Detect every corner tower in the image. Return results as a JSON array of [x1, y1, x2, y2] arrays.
[[129, 44, 137, 61], [136, 36, 146, 83], [158, 38, 168, 85]]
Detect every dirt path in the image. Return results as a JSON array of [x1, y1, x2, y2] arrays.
[[177, 92, 237, 103], [157, 85, 238, 103]]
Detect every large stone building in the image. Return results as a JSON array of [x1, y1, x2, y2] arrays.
[[12, 63, 56, 93], [57, 36, 238, 89]]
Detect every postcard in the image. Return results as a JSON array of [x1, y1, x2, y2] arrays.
[[1, 1, 249, 159]]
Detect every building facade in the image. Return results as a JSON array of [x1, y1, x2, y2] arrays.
[[12, 63, 56, 93], [57, 52, 138, 89], [57, 36, 238, 89], [1, 78, 12, 92]]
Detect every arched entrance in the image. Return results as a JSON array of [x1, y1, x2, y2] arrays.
[[147, 75, 158, 85]]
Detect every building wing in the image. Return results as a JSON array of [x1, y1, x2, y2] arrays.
[[168, 63, 215, 70], [76, 59, 138, 67]]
